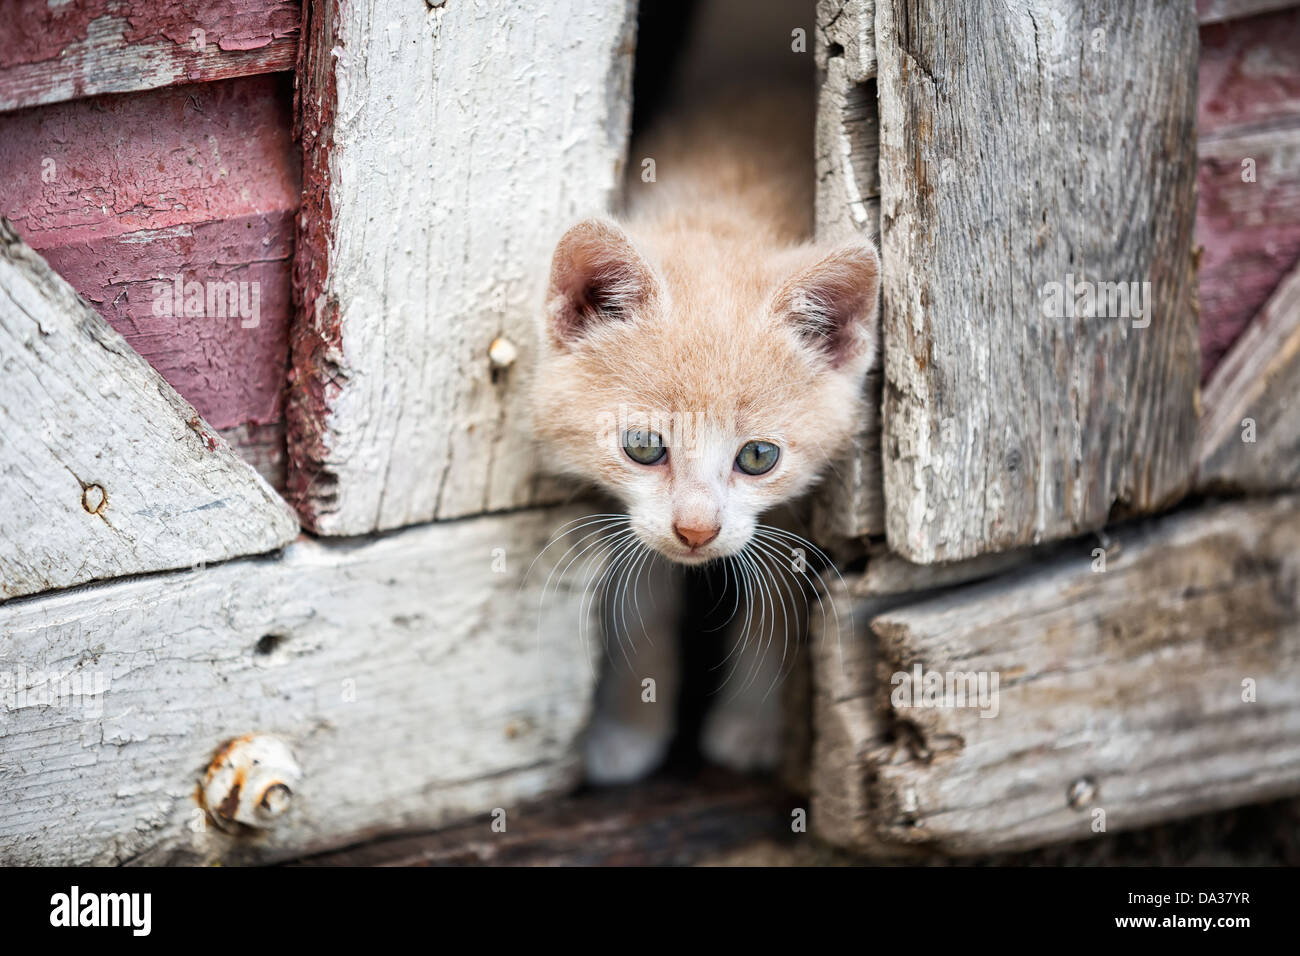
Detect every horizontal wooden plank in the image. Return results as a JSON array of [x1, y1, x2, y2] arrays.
[[0, 0, 299, 113], [0, 505, 599, 865], [0, 75, 298, 432], [290, 0, 636, 534], [0, 218, 297, 600], [811, 495, 1300, 855], [1198, 261, 1300, 492], [288, 770, 796, 867]]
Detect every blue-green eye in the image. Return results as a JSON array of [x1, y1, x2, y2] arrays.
[[623, 429, 667, 465], [735, 440, 780, 475]]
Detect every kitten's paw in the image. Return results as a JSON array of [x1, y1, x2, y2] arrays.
[[584, 718, 672, 785], [700, 699, 783, 774]]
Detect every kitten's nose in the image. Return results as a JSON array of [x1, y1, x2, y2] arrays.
[[673, 523, 720, 549]]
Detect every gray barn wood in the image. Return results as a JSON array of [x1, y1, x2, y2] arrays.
[[0, 506, 598, 865], [1198, 261, 1300, 493], [0, 220, 298, 600], [874, 0, 1199, 562], [810, 495, 1300, 855], [290, 0, 637, 535]]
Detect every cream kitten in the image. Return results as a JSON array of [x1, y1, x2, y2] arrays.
[[531, 57, 878, 782]]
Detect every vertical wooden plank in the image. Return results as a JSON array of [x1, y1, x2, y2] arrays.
[[291, 1, 637, 534], [811, 0, 886, 542], [876, 0, 1200, 563]]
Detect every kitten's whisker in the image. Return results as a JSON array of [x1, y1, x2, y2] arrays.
[[604, 535, 646, 667], [754, 525, 847, 635], [754, 525, 848, 674], [752, 529, 834, 647], [747, 536, 808, 701], [559, 523, 633, 673], [733, 546, 779, 698], [627, 546, 657, 647], [522, 513, 632, 594], [534, 517, 631, 670], [589, 531, 642, 671]]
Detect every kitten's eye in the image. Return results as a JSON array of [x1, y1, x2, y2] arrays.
[[735, 440, 780, 476], [623, 429, 667, 466]]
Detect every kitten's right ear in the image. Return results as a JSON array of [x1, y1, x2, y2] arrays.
[[545, 218, 655, 349]]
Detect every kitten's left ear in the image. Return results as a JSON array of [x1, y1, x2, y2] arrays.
[[774, 241, 880, 371]]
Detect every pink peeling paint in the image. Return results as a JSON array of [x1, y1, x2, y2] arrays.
[[0, 1, 300, 112], [0, 74, 299, 429], [3, 0, 300, 68], [1197, 8, 1300, 380]]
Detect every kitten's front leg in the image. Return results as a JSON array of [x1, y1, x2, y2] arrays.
[[584, 556, 681, 784]]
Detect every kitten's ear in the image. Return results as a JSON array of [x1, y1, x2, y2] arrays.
[[774, 241, 880, 371], [545, 218, 656, 349]]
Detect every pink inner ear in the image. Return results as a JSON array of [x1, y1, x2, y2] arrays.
[[548, 221, 652, 346], [781, 244, 880, 368]]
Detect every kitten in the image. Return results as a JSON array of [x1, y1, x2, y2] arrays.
[[531, 23, 879, 784]]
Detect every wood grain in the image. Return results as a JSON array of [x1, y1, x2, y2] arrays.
[[0, 219, 297, 600], [1198, 262, 1300, 492], [0, 505, 600, 865], [0, 0, 299, 113], [876, 0, 1200, 562], [289, 0, 637, 534], [810, 0, 885, 541], [811, 495, 1300, 855]]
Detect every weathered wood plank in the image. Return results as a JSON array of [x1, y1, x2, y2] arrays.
[[875, 0, 1200, 563], [1198, 262, 1300, 492], [290, 0, 636, 534], [287, 770, 794, 867], [0, 505, 598, 866], [811, 495, 1300, 855], [0, 0, 299, 113], [0, 75, 299, 434], [0, 219, 297, 600], [810, 0, 885, 541]]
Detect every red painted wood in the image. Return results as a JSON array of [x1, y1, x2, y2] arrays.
[[286, 0, 340, 524], [0, 75, 299, 430], [1198, 7, 1300, 380], [0, 0, 299, 112], [1200, 8, 1300, 138]]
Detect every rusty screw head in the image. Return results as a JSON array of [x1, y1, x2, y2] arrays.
[[202, 734, 301, 830]]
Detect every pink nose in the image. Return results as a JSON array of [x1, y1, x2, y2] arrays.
[[673, 524, 720, 549]]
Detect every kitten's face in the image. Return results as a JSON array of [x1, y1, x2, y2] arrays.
[[533, 219, 879, 564]]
